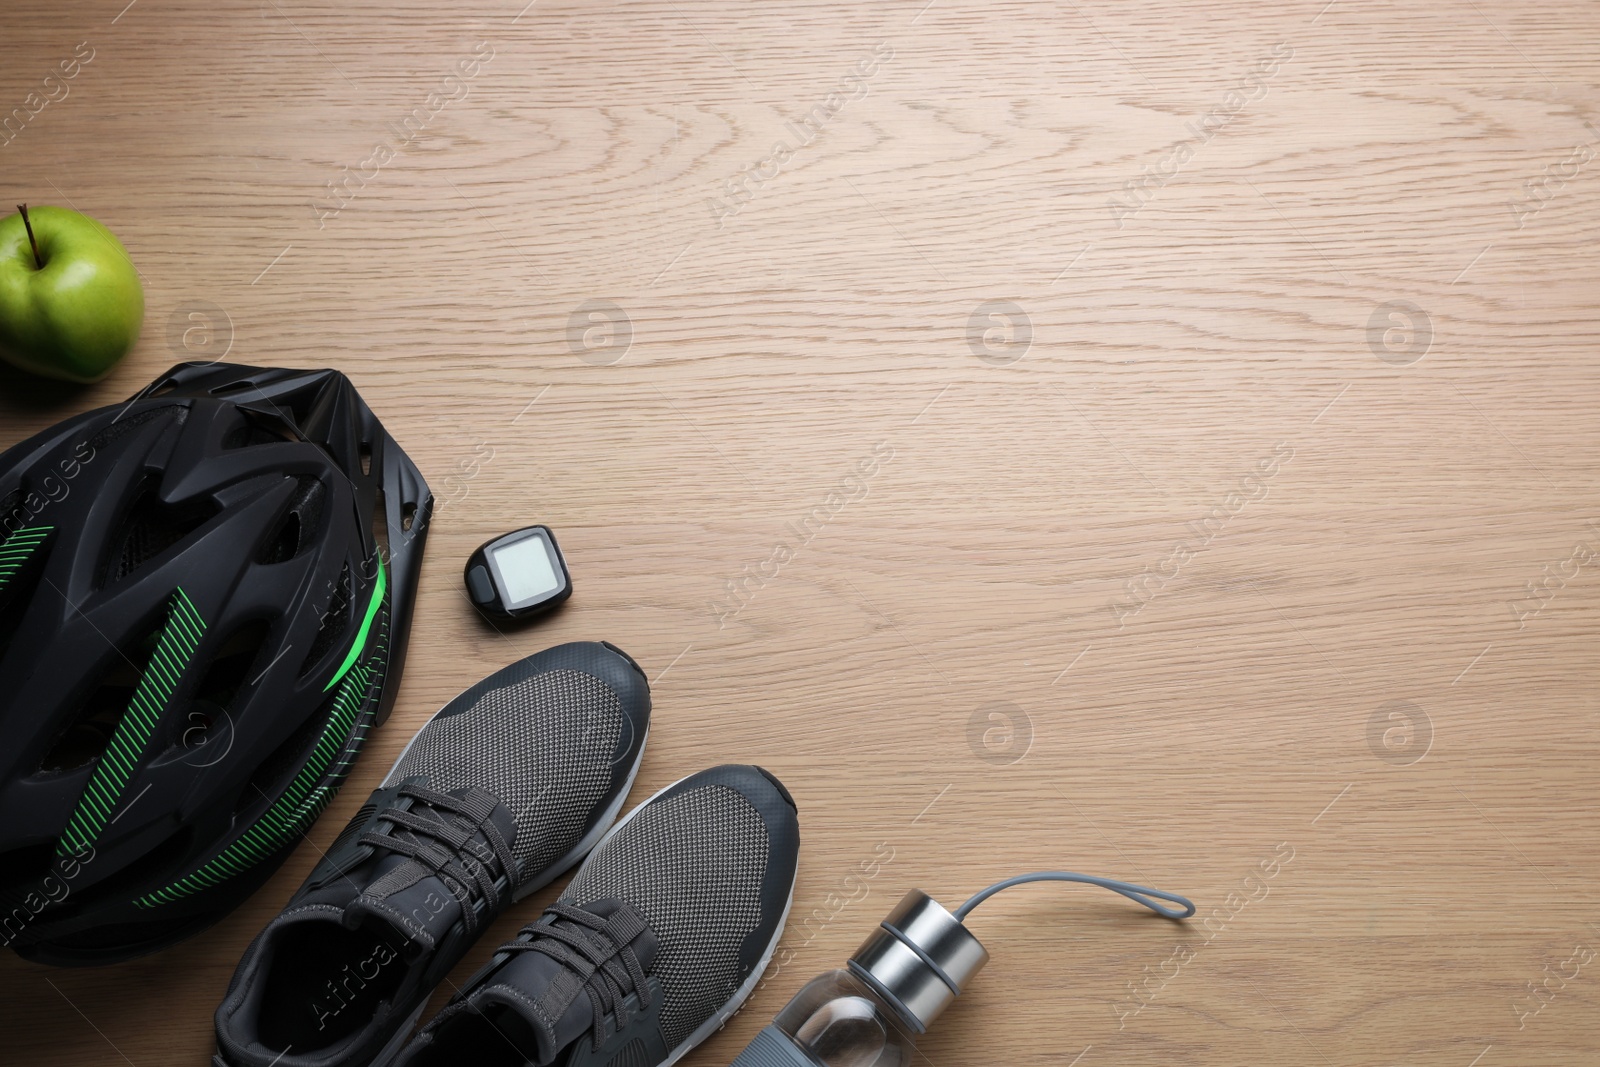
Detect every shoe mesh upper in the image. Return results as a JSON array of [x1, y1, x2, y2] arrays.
[[559, 783, 771, 1052], [383, 668, 623, 881]]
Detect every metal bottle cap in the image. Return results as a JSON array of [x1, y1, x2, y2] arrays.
[[846, 889, 990, 1032]]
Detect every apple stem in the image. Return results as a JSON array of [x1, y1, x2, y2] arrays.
[[16, 205, 43, 270]]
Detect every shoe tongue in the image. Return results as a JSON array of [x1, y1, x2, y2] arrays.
[[339, 786, 518, 955], [467, 899, 658, 1066]]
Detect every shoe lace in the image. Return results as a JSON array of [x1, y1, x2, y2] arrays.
[[358, 783, 517, 938], [498, 901, 653, 1051]]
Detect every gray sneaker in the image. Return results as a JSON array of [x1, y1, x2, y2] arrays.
[[391, 764, 801, 1067], [213, 641, 652, 1067]]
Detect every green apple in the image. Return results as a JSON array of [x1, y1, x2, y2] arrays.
[[0, 204, 144, 383]]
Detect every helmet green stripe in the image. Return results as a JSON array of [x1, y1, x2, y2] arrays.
[[134, 606, 390, 908], [0, 526, 52, 594], [56, 589, 207, 857], [325, 558, 386, 692]]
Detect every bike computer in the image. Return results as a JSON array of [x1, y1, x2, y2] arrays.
[[465, 525, 572, 621]]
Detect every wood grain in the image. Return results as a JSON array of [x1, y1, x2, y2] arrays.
[[4, 0, 1600, 1063]]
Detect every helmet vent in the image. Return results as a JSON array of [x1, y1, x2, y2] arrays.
[[371, 487, 390, 561], [224, 413, 300, 450], [234, 691, 335, 819], [257, 478, 324, 566], [86, 405, 186, 452], [214, 381, 319, 435], [106, 485, 221, 584], [300, 563, 352, 676], [259, 512, 301, 567], [165, 620, 272, 758], [39, 649, 146, 775]]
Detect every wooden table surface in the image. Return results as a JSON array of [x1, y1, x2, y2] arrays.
[[4, 1, 1600, 1064]]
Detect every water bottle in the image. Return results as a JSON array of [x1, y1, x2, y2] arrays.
[[730, 872, 1195, 1067]]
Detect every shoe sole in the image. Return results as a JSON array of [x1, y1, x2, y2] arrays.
[[565, 770, 800, 1067]]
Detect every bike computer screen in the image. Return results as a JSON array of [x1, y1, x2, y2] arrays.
[[465, 526, 572, 620]]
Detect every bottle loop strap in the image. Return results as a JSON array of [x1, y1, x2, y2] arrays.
[[954, 871, 1196, 921]]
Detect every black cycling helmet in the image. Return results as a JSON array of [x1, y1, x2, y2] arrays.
[[0, 362, 432, 966]]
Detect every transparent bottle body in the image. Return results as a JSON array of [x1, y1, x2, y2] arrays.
[[769, 969, 919, 1067]]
